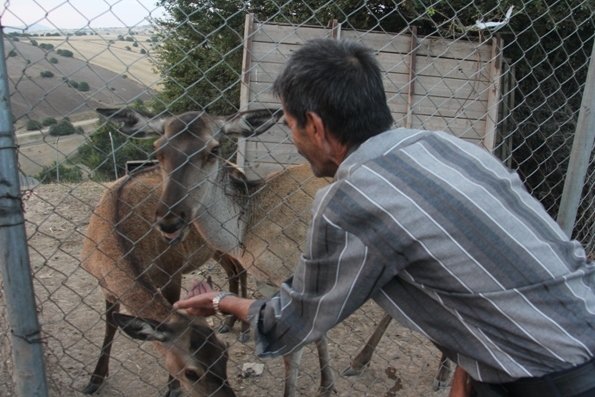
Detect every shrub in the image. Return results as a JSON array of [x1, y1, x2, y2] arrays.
[[30, 39, 38, 46], [26, 119, 42, 131], [36, 162, 82, 183], [140, 48, 147, 55], [39, 43, 54, 50], [76, 122, 154, 180], [77, 81, 90, 91], [66, 79, 78, 89], [49, 119, 76, 136], [8, 49, 17, 57], [56, 49, 74, 57], [125, 46, 131, 51], [49, 57, 58, 64], [42, 117, 57, 126], [40, 70, 54, 78]]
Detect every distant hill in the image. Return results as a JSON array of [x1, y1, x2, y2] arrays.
[[4, 23, 54, 33], [5, 37, 156, 126]]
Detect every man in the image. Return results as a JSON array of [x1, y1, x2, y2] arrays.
[[174, 38, 595, 397]]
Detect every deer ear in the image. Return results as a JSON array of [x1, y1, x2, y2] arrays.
[[112, 312, 173, 342], [97, 108, 166, 139], [223, 108, 283, 137]]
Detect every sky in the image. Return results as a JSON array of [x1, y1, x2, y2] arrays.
[[1, 0, 167, 30]]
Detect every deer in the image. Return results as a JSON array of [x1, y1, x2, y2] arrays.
[[98, 106, 452, 396], [80, 108, 281, 396]]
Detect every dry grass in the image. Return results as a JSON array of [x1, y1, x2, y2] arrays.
[[34, 35, 160, 88]]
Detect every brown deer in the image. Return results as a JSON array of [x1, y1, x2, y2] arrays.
[[80, 108, 282, 396], [80, 168, 239, 397]]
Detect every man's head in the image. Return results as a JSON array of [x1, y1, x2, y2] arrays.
[[273, 38, 393, 176]]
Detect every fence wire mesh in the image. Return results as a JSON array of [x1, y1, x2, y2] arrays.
[[1, 1, 594, 396]]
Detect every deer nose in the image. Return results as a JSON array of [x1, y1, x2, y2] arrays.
[[158, 214, 186, 234], [156, 209, 188, 244]]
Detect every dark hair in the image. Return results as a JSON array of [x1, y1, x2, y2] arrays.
[[272, 38, 393, 146]]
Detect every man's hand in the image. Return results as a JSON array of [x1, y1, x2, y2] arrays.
[[174, 291, 221, 317], [449, 366, 473, 397], [175, 283, 256, 322]]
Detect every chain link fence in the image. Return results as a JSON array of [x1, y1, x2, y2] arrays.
[[1, 1, 594, 396]]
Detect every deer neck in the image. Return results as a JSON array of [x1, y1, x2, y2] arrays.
[[191, 168, 249, 255]]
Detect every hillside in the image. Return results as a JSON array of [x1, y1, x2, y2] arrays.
[[4, 36, 159, 127]]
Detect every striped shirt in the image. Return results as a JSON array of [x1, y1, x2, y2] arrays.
[[248, 128, 595, 383]]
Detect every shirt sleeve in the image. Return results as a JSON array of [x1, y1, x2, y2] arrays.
[[248, 182, 400, 358]]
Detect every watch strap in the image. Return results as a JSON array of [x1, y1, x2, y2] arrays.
[[212, 291, 235, 316]]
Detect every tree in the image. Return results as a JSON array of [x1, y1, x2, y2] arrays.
[[26, 119, 42, 130], [152, 0, 248, 114], [57, 49, 74, 57], [49, 119, 77, 136], [77, 81, 90, 91], [42, 117, 57, 126], [76, 122, 154, 180]]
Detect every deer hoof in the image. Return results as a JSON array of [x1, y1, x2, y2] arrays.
[[238, 330, 250, 343], [432, 378, 450, 391], [317, 385, 337, 397], [82, 375, 105, 394], [81, 382, 101, 395], [341, 365, 366, 377], [164, 386, 184, 397]]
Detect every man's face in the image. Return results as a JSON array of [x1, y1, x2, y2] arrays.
[[283, 109, 335, 177]]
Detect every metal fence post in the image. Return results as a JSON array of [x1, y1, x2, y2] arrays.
[[557, 42, 595, 237], [0, 28, 49, 397]]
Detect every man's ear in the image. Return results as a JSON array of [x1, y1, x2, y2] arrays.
[[305, 111, 327, 145], [305, 111, 349, 162]]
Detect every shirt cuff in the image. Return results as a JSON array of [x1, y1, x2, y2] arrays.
[[248, 298, 280, 358]]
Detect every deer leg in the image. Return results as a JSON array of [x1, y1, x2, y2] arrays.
[[82, 299, 120, 394], [164, 375, 183, 397], [432, 353, 452, 390], [214, 252, 250, 341], [342, 313, 392, 377], [161, 274, 182, 305], [316, 336, 336, 397], [283, 348, 304, 397]]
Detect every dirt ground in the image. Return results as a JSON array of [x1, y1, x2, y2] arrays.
[[0, 181, 452, 397]]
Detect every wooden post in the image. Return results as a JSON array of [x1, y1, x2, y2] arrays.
[[484, 35, 503, 151], [330, 19, 340, 39], [405, 26, 417, 129], [557, 42, 595, 237], [237, 13, 255, 170]]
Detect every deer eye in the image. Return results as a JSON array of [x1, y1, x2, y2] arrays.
[[184, 369, 201, 382], [210, 145, 220, 158]]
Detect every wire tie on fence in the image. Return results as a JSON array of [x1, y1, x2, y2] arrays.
[[11, 329, 45, 344], [0, 191, 27, 226]]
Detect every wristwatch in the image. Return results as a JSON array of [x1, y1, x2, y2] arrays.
[[212, 291, 235, 316]]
